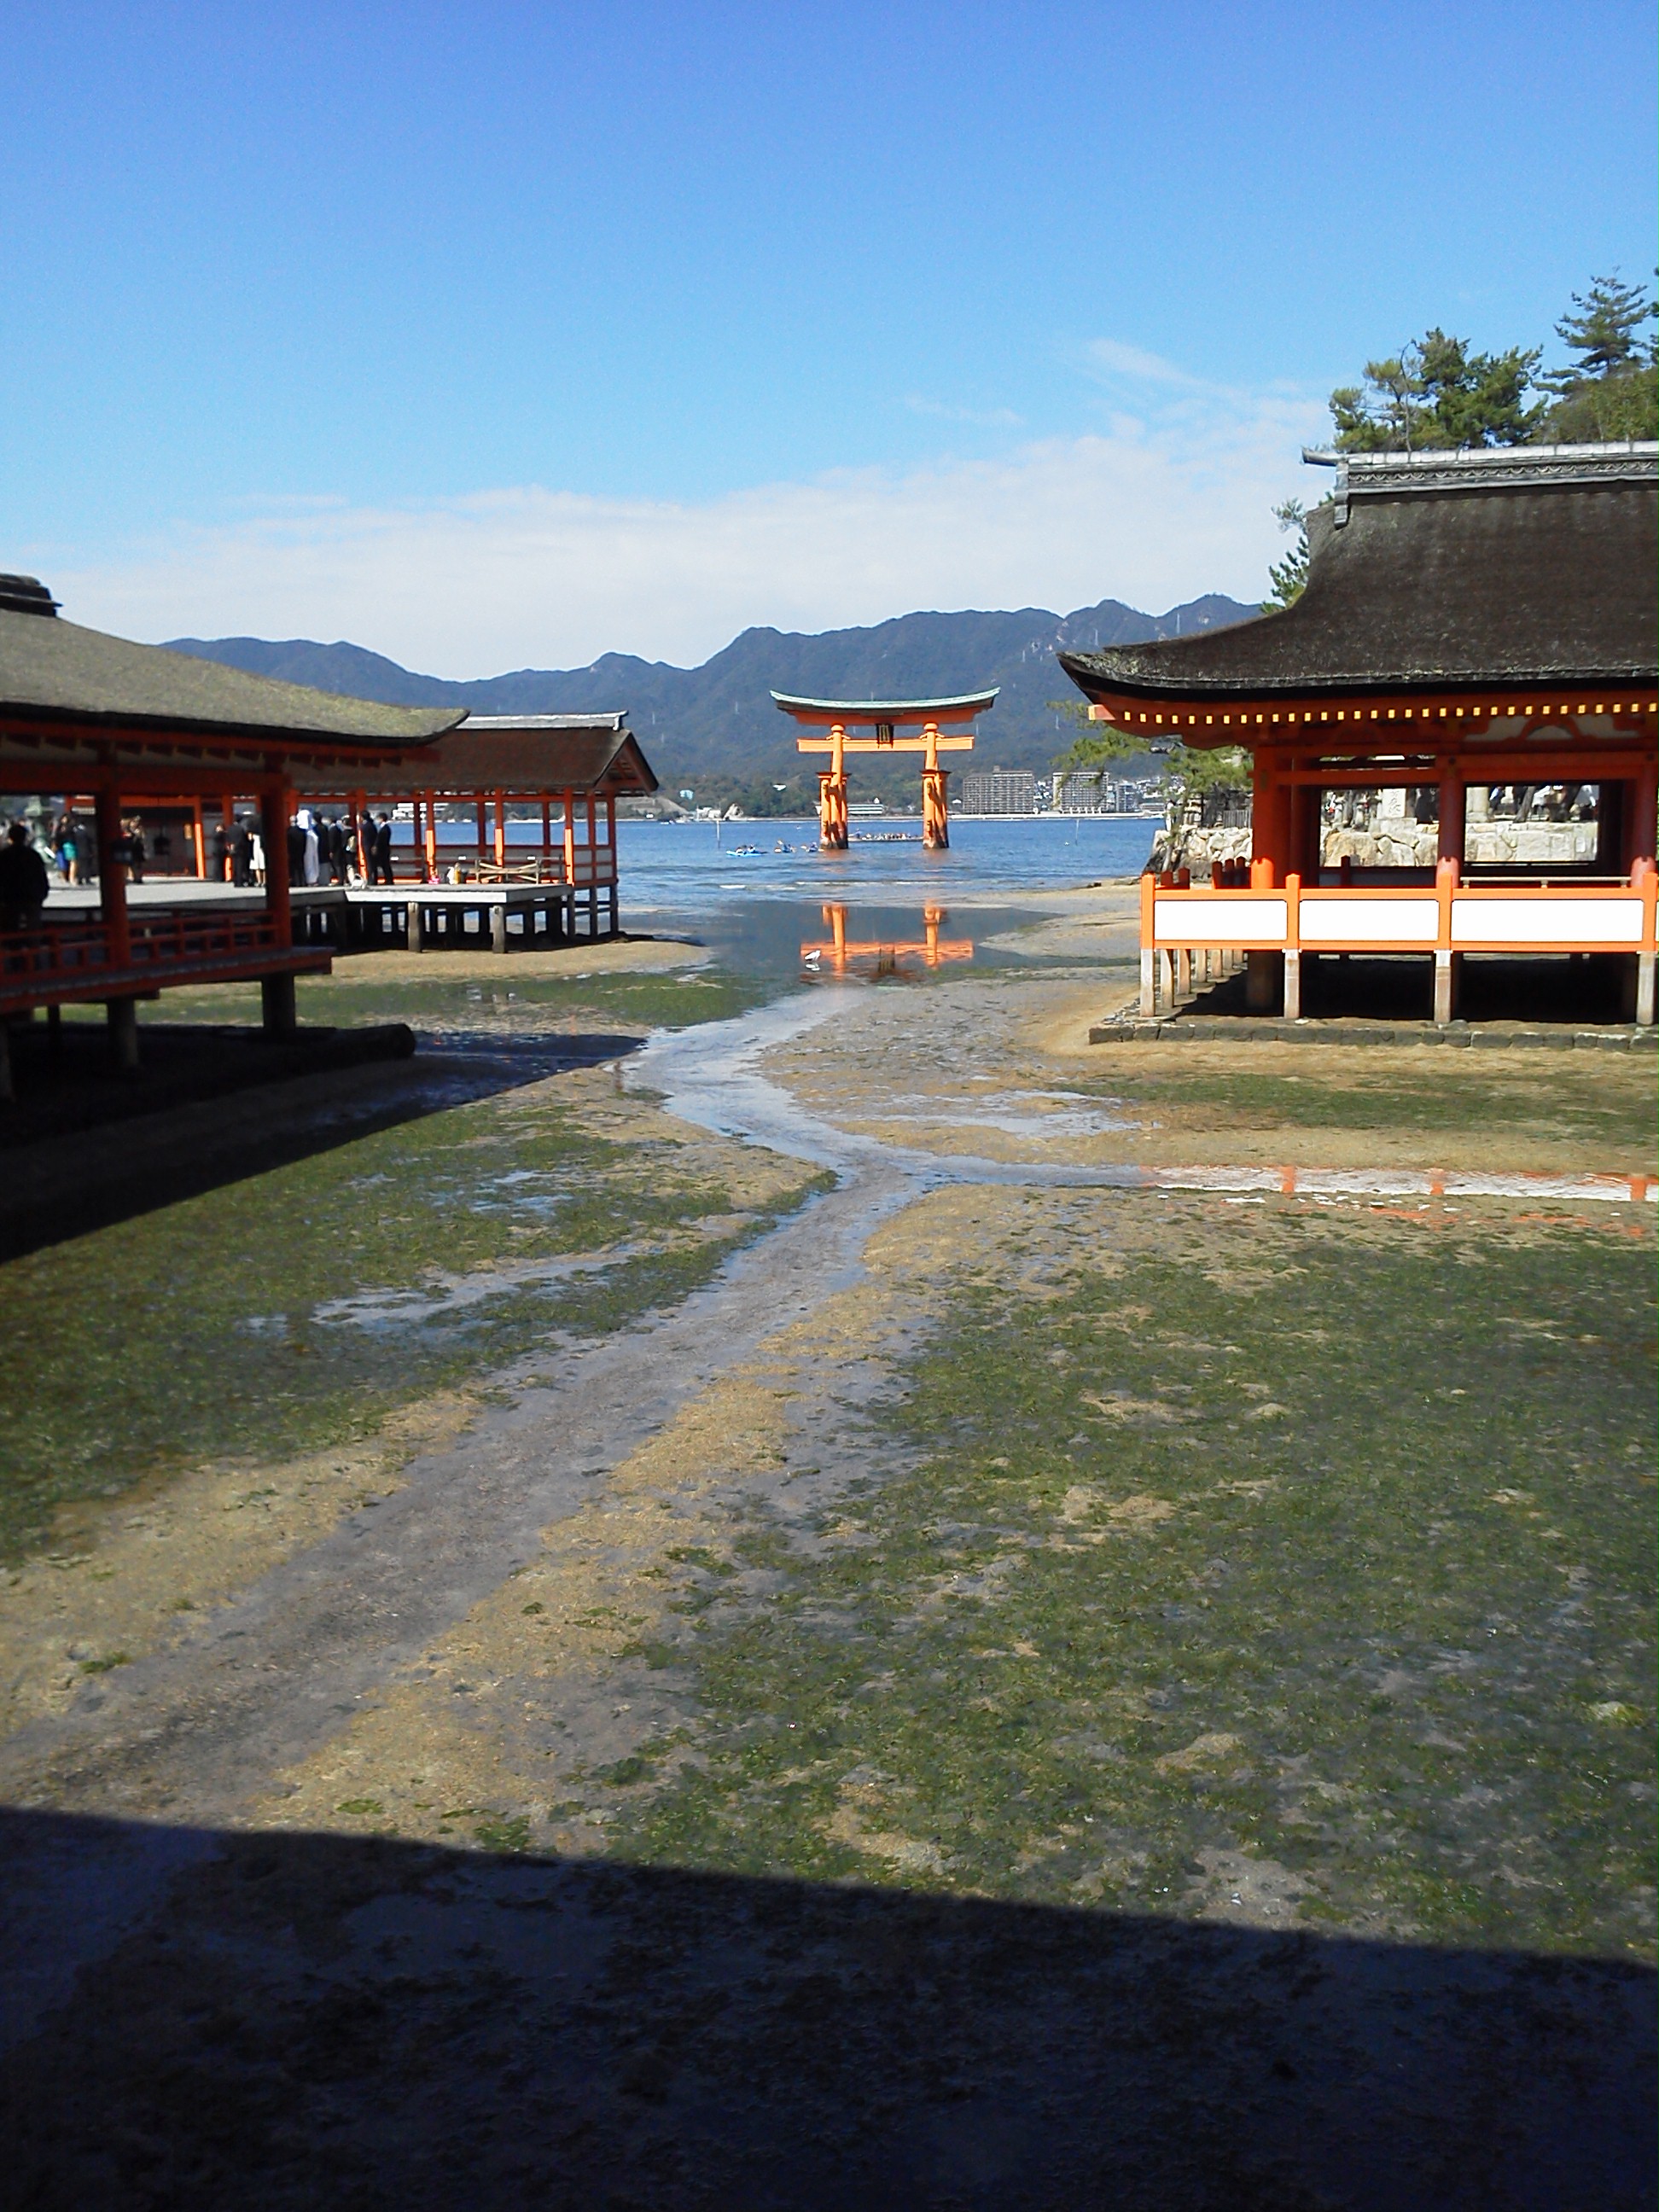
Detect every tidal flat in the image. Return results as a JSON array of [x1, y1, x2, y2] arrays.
[[3, 935, 1654, 2207]]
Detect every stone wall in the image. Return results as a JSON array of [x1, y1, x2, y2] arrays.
[[1150, 784, 1602, 875]]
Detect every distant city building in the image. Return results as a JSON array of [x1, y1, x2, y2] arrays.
[[958, 769, 1035, 815]]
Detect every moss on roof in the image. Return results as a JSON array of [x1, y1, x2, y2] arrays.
[[0, 606, 465, 747]]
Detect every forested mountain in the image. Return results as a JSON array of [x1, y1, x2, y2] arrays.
[[167, 593, 1258, 798]]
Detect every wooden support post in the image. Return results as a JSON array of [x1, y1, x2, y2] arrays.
[[562, 789, 576, 888], [106, 996, 139, 1073], [490, 902, 508, 955], [476, 796, 488, 863], [1434, 854, 1458, 1024], [260, 779, 293, 951], [541, 799, 552, 878], [1283, 872, 1301, 1020], [261, 974, 297, 1035], [1138, 873, 1156, 1016], [585, 795, 597, 936], [192, 800, 207, 877], [494, 794, 507, 870], [423, 794, 438, 881]]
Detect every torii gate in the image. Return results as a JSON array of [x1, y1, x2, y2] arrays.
[[771, 690, 998, 851]]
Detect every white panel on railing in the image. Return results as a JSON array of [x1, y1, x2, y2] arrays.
[[1451, 896, 1644, 947], [1300, 896, 1439, 944], [1153, 896, 1287, 944]]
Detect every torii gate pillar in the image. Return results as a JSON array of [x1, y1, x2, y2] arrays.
[[818, 723, 849, 852], [921, 723, 949, 850]]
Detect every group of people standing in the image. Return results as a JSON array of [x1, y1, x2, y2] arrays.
[[284, 811, 397, 887], [209, 817, 265, 887]]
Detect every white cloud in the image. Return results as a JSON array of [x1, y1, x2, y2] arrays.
[[49, 381, 1324, 676], [903, 396, 1026, 426], [1084, 337, 1202, 387]]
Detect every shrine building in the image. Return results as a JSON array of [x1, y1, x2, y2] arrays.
[[1058, 442, 1657, 1026], [293, 713, 658, 944], [0, 573, 459, 1082]]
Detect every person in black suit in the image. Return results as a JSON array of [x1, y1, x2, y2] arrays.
[[231, 820, 254, 887], [371, 813, 396, 884], [0, 823, 50, 928]]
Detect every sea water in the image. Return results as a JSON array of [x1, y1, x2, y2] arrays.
[[614, 815, 1157, 974], [400, 812, 1159, 978]]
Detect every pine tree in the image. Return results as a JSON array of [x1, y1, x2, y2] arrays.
[[1330, 329, 1542, 451], [1548, 274, 1652, 378], [1262, 498, 1309, 610], [1537, 273, 1657, 443]]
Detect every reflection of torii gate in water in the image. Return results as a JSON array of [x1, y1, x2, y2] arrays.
[[800, 903, 975, 978], [771, 690, 998, 852]]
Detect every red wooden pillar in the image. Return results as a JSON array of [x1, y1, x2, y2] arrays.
[[476, 795, 487, 863], [1437, 763, 1466, 869], [94, 781, 131, 965], [1249, 749, 1290, 882], [1288, 765, 1320, 882], [423, 793, 438, 880], [259, 775, 297, 1034], [494, 792, 507, 869], [260, 777, 293, 947], [540, 799, 552, 876], [1628, 760, 1657, 875]]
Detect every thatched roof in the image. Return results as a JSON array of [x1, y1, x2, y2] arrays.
[[292, 717, 659, 798], [0, 583, 463, 755], [1059, 445, 1658, 707]]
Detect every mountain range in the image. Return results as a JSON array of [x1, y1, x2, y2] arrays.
[[167, 593, 1260, 799]]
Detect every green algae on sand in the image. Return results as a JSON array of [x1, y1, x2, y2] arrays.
[[0, 1081, 823, 1564], [605, 1198, 1658, 1959]]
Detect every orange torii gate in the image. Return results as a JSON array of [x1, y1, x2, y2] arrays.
[[800, 902, 975, 977], [771, 690, 997, 851]]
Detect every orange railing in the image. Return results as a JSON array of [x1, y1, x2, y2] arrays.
[[1138, 859, 1658, 1024], [0, 907, 315, 1016]]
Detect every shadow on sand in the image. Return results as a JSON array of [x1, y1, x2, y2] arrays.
[[0, 1029, 643, 1261], [3, 1809, 1651, 2210]]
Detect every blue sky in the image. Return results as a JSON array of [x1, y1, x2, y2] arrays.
[[8, 0, 1655, 671]]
